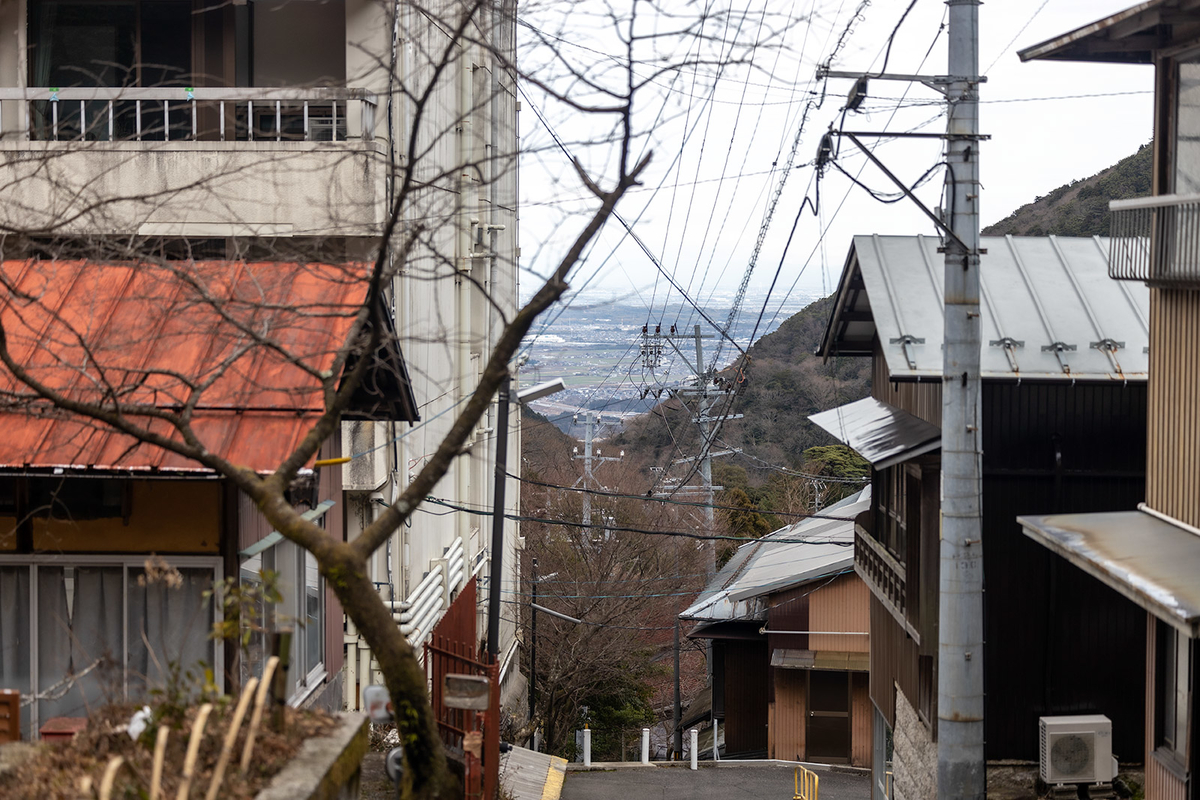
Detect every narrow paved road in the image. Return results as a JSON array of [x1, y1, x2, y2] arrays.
[[562, 763, 871, 800]]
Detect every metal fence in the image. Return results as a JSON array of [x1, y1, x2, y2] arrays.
[[1110, 193, 1200, 287], [0, 87, 377, 143]]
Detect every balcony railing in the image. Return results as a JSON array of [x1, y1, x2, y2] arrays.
[[1109, 193, 1200, 287], [0, 87, 377, 143]]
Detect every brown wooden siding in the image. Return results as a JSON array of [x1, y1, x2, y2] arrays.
[[1146, 754, 1187, 800], [1147, 288, 1200, 529], [810, 573, 870, 654], [871, 338, 941, 426], [769, 668, 806, 761], [852, 672, 872, 768], [768, 585, 810, 654], [869, 593, 922, 729], [723, 640, 770, 755]]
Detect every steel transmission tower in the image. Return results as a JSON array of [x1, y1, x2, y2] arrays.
[[644, 324, 742, 573], [572, 410, 623, 529]]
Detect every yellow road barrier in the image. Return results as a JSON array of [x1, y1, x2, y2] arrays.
[[793, 765, 819, 800]]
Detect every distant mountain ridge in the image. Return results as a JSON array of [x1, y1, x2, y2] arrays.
[[983, 144, 1152, 237]]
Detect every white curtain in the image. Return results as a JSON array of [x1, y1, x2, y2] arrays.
[[0, 568, 31, 738], [37, 566, 123, 724], [127, 567, 214, 699]]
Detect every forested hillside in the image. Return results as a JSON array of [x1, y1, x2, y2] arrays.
[[612, 295, 871, 484], [983, 143, 1152, 237]]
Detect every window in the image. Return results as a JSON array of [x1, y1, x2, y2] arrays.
[[1175, 53, 1200, 196], [239, 539, 324, 703], [875, 466, 908, 560], [1156, 620, 1191, 763], [0, 556, 220, 739]]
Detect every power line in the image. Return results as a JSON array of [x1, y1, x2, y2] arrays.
[[420, 495, 855, 543]]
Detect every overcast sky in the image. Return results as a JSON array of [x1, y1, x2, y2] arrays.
[[517, 0, 1153, 328]]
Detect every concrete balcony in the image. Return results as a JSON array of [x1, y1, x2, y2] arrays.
[[0, 87, 387, 238], [1110, 193, 1200, 288]]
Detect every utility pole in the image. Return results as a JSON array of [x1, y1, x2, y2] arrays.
[[938, 1, 985, 797], [673, 618, 682, 757], [572, 411, 622, 529], [486, 376, 512, 660], [817, 5, 985, 794], [530, 556, 538, 746]]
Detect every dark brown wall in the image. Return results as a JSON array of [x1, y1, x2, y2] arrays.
[[981, 381, 1147, 761], [869, 594, 921, 730], [722, 640, 769, 755]]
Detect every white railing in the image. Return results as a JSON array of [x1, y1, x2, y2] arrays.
[[342, 537, 467, 711], [0, 87, 377, 143], [1110, 193, 1200, 287]]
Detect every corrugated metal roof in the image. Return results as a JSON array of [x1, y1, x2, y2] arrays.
[[0, 259, 411, 473], [820, 235, 1150, 381], [679, 488, 869, 623], [1020, 508, 1200, 637], [1017, 1, 1165, 64], [809, 397, 940, 469]]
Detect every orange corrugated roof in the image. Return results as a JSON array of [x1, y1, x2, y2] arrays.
[[0, 259, 380, 473]]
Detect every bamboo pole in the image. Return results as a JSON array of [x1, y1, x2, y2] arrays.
[[240, 656, 279, 775], [204, 678, 259, 800], [176, 703, 213, 800], [98, 756, 125, 800], [150, 727, 170, 800]]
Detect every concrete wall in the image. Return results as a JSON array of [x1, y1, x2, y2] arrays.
[[892, 690, 937, 800], [0, 141, 387, 236]]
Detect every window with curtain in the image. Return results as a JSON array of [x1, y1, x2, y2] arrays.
[[0, 557, 219, 738]]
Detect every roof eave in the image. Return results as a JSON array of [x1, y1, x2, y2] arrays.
[[1017, 0, 1164, 64]]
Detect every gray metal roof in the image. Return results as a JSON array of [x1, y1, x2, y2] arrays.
[[1020, 508, 1200, 637], [1017, 1, 1165, 64], [809, 397, 940, 469], [820, 235, 1150, 382], [679, 488, 869, 623]]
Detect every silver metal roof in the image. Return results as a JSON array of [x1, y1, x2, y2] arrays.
[[820, 235, 1150, 382], [1020, 508, 1200, 637], [809, 397, 940, 469], [1017, 1, 1163, 64], [679, 488, 869, 623]]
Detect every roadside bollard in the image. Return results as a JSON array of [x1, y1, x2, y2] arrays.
[[641, 728, 650, 764], [689, 728, 698, 771], [583, 727, 592, 767]]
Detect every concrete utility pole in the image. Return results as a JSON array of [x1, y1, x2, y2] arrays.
[[938, 1, 985, 796]]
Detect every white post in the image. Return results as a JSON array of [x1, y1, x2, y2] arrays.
[[583, 728, 592, 767], [712, 719, 719, 761], [641, 728, 650, 764], [690, 729, 698, 770]]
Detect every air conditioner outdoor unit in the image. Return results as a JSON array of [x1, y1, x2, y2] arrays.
[[1039, 715, 1118, 786]]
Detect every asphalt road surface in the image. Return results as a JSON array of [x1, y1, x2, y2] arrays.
[[561, 763, 871, 800]]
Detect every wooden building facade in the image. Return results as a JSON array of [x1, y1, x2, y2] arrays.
[[681, 490, 874, 766], [1019, 5, 1200, 799], [817, 233, 1151, 797]]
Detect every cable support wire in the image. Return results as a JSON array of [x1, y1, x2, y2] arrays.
[[508, 467, 863, 517], [420, 495, 855, 543]]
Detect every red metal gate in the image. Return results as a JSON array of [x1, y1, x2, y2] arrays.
[[425, 577, 500, 800]]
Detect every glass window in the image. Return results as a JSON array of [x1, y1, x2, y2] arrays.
[[1158, 620, 1191, 760], [127, 566, 216, 696], [0, 557, 219, 739], [239, 539, 323, 702], [1176, 56, 1200, 195], [0, 568, 31, 739], [36, 566, 124, 727]]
